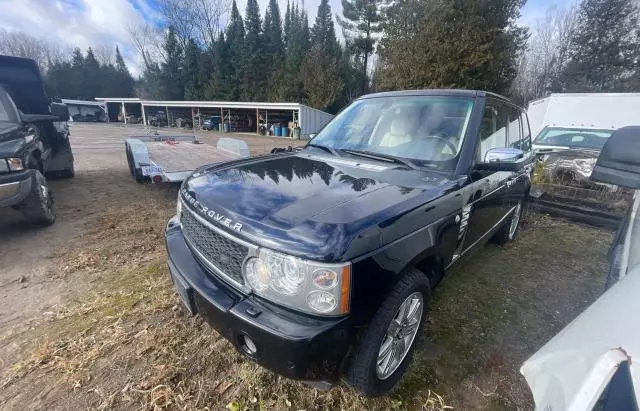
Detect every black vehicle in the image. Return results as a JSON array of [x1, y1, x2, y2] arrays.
[[165, 90, 535, 396], [0, 55, 74, 226]]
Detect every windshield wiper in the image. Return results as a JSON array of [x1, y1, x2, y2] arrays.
[[307, 143, 340, 156], [341, 149, 421, 170]]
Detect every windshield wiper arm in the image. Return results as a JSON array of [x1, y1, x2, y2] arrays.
[[307, 143, 340, 156], [341, 149, 421, 170]]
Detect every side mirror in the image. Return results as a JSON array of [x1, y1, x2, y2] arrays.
[[49, 102, 69, 122], [591, 126, 640, 189], [476, 147, 525, 172]]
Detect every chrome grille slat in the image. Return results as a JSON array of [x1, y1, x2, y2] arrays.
[[180, 209, 248, 285]]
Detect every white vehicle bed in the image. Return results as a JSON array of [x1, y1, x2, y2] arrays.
[[125, 135, 249, 183], [527, 93, 640, 139]]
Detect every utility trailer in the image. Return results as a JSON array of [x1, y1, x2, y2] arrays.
[[125, 135, 249, 183]]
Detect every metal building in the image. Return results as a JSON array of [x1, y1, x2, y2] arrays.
[[93, 97, 335, 137]]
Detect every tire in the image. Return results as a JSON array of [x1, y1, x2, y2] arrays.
[[492, 198, 524, 245], [347, 269, 430, 396], [18, 170, 56, 226]]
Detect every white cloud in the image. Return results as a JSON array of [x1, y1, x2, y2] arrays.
[[1, 0, 564, 79], [0, 0, 154, 76]]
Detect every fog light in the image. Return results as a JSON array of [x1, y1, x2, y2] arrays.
[[239, 334, 257, 355]]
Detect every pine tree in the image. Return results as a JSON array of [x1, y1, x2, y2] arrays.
[[303, 0, 343, 108], [226, 0, 245, 100], [284, 1, 292, 46], [338, 0, 382, 94], [263, 0, 284, 100], [311, 0, 340, 56], [183, 39, 202, 100], [242, 0, 264, 101], [301, 44, 343, 110], [263, 0, 284, 57], [83, 47, 103, 98], [114, 46, 135, 97], [159, 26, 184, 100], [209, 33, 234, 100], [377, 0, 527, 94], [561, 0, 639, 91], [71, 48, 84, 68]]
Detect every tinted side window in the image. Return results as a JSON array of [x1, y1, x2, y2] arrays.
[[478, 99, 508, 161]]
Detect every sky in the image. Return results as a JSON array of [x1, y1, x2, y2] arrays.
[[0, 0, 574, 77]]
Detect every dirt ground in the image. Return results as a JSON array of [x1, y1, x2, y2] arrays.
[[0, 123, 612, 410]]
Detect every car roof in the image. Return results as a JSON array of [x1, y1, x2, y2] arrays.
[[358, 89, 512, 103]]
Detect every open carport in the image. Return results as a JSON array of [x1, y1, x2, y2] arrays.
[[94, 97, 334, 137]]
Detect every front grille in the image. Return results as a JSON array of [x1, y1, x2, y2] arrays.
[[180, 210, 248, 286]]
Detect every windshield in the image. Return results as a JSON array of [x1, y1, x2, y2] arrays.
[[534, 127, 613, 150], [0, 88, 18, 123], [309, 96, 474, 169]]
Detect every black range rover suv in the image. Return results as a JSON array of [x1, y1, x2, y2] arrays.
[[165, 90, 535, 396]]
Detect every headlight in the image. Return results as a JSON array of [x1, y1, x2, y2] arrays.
[[244, 248, 350, 316], [2, 158, 24, 171]]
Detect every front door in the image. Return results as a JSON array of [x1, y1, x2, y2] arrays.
[[462, 99, 515, 250]]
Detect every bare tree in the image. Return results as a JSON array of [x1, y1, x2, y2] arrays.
[[0, 29, 71, 70], [128, 23, 165, 70], [157, 0, 232, 48], [93, 44, 115, 66], [512, 5, 578, 104], [192, 0, 233, 47]]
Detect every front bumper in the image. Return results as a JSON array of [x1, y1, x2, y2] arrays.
[[0, 169, 34, 208], [165, 216, 352, 381]]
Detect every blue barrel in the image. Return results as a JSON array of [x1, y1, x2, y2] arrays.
[[274, 126, 281, 137], [281, 127, 289, 137], [223, 123, 230, 132]]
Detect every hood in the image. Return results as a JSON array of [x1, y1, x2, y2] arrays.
[[182, 151, 456, 260], [0, 55, 50, 115], [538, 150, 599, 183]]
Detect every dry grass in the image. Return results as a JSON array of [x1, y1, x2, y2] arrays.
[[0, 200, 610, 410]]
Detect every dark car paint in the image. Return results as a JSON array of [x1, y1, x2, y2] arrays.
[[0, 56, 73, 210], [166, 90, 535, 382], [0, 55, 50, 115]]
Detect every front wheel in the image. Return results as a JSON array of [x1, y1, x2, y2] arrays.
[[347, 269, 430, 396], [17, 170, 55, 226]]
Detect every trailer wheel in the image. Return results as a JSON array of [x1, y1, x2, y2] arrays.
[[17, 170, 56, 226]]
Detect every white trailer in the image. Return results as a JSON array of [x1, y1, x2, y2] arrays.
[[125, 135, 249, 183], [527, 93, 640, 138]]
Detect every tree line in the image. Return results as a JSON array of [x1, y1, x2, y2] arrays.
[[1, 0, 639, 112], [134, 0, 359, 113], [512, 0, 640, 105]]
